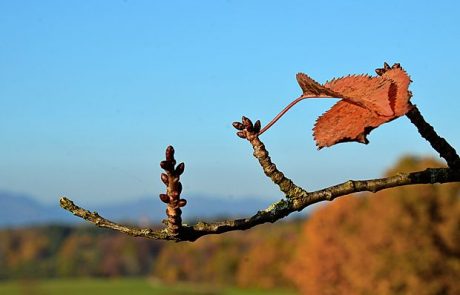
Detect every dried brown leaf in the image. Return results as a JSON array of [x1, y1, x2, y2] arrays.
[[306, 64, 412, 148], [313, 100, 387, 148], [296, 73, 340, 98], [325, 75, 394, 117], [381, 67, 412, 116]]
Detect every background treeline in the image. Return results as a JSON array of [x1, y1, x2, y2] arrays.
[[1, 156, 459, 294], [0, 219, 300, 287]]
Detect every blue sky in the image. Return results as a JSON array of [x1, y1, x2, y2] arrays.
[[1, 1, 459, 206]]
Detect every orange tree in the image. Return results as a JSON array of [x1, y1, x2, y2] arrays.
[[286, 156, 460, 294]]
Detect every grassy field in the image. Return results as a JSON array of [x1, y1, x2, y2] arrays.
[[0, 278, 297, 295]]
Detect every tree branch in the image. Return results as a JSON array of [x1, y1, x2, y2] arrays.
[[60, 114, 460, 242], [60, 165, 459, 242], [406, 104, 460, 169], [59, 62, 460, 242]]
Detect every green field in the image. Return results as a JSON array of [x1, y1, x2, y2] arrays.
[[0, 278, 297, 295]]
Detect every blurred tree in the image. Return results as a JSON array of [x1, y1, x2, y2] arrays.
[[153, 234, 245, 285], [236, 225, 297, 289], [286, 156, 460, 295], [1, 229, 51, 278], [99, 234, 160, 277], [56, 233, 102, 277], [152, 222, 300, 287]]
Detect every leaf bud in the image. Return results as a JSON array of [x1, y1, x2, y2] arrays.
[[159, 194, 170, 203], [178, 199, 187, 207], [253, 120, 261, 133], [242, 116, 252, 128], [175, 162, 185, 175], [165, 145, 175, 161], [160, 160, 173, 172], [176, 182, 183, 194], [232, 121, 245, 130], [160, 173, 169, 185]]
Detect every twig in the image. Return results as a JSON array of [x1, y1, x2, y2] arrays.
[[59, 197, 172, 240], [406, 104, 460, 169], [234, 117, 308, 198], [60, 165, 459, 242], [60, 116, 460, 242], [159, 146, 187, 235]]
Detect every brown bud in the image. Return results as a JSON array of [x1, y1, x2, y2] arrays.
[[383, 62, 390, 69], [242, 116, 253, 128], [159, 194, 169, 203], [176, 182, 183, 194], [375, 68, 385, 76], [236, 131, 246, 139], [232, 121, 245, 130], [253, 120, 261, 133], [175, 162, 185, 175], [165, 145, 175, 161], [160, 173, 169, 185], [178, 199, 187, 207], [160, 160, 173, 172], [392, 63, 401, 69]]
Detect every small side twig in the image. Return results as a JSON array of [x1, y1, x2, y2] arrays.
[[159, 146, 187, 235], [59, 197, 172, 240], [233, 117, 308, 202]]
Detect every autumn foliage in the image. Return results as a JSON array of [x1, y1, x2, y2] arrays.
[[152, 221, 298, 288], [3, 156, 459, 293], [286, 156, 460, 294]]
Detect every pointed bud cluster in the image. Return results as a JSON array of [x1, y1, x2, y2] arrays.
[[158, 145, 187, 235], [232, 116, 261, 140]]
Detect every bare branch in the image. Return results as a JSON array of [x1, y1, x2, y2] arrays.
[[406, 104, 460, 169], [60, 165, 459, 242], [60, 116, 459, 242], [59, 64, 460, 242], [59, 197, 172, 240]]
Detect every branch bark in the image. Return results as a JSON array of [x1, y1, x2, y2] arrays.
[[60, 109, 460, 242], [406, 104, 460, 169]]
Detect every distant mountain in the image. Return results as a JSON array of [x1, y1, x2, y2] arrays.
[[0, 190, 75, 227], [0, 190, 278, 228]]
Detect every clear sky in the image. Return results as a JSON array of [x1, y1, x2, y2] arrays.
[[1, 0, 459, 206]]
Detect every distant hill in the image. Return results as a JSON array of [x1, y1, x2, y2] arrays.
[[0, 191, 76, 227], [0, 190, 279, 228]]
